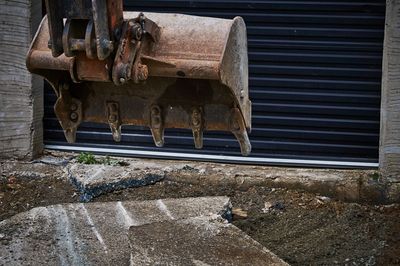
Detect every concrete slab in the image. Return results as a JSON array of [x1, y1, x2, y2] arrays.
[[0, 196, 230, 265], [129, 216, 288, 266], [67, 163, 166, 201]]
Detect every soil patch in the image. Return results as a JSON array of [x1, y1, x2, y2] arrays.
[[0, 176, 77, 221], [0, 175, 399, 265]]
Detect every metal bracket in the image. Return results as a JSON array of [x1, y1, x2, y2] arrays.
[[112, 19, 142, 85], [54, 83, 82, 143], [112, 13, 159, 85]]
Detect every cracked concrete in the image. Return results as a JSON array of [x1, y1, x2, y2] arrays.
[[0, 197, 233, 265]]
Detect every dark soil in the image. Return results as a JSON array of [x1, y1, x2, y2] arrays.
[[0, 176, 77, 221], [1, 175, 399, 265]]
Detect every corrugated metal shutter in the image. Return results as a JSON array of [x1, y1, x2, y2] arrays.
[[44, 0, 385, 166]]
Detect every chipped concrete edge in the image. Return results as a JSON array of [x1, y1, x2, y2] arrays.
[[66, 165, 166, 202]]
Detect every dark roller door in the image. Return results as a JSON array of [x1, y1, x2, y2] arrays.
[[44, 0, 385, 167]]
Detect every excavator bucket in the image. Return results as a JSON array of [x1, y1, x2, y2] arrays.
[[26, 1, 252, 155]]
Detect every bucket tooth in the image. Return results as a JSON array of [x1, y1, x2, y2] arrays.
[[63, 128, 78, 143], [110, 126, 122, 142], [150, 105, 164, 147], [191, 107, 204, 149], [233, 129, 251, 156], [230, 108, 252, 156], [107, 102, 122, 142]]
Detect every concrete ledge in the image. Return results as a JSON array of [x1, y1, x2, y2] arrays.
[[2, 154, 399, 204], [163, 162, 395, 204], [62, 156, 390, 203]]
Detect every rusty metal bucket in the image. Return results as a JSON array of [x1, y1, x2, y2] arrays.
[[27, 11, 252, 155]]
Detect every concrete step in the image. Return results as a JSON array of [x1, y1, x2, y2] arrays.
[[129, 216, 288, 266], [0, 197, 230, 265]]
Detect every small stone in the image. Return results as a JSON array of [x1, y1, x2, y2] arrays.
[[36, 157, 69, 166], [262, 202, 273, 213], [182, 165, 196, 172], [273, 202, 285, 211], [162, 167, 172, 172], [316, 196, 331, 202], [262, 201, 285, 213], [232, 208, 248, 220]]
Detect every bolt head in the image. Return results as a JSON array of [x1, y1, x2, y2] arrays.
[[70, 112, 78, 121], [233, 120, 240, 131], [131, 24, 143, 40]]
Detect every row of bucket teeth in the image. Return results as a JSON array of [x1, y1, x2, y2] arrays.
[[56, 84, 251, 156], [61, 107, 251, 156], [63, 123, 250, 156], [107, 106, 251, 156]]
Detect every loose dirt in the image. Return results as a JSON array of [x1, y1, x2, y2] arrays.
[[1, 172, 399, 265]]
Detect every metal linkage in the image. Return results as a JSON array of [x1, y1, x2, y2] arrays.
[[112, 14, 159, 85], [45, 0, 123, 61]]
